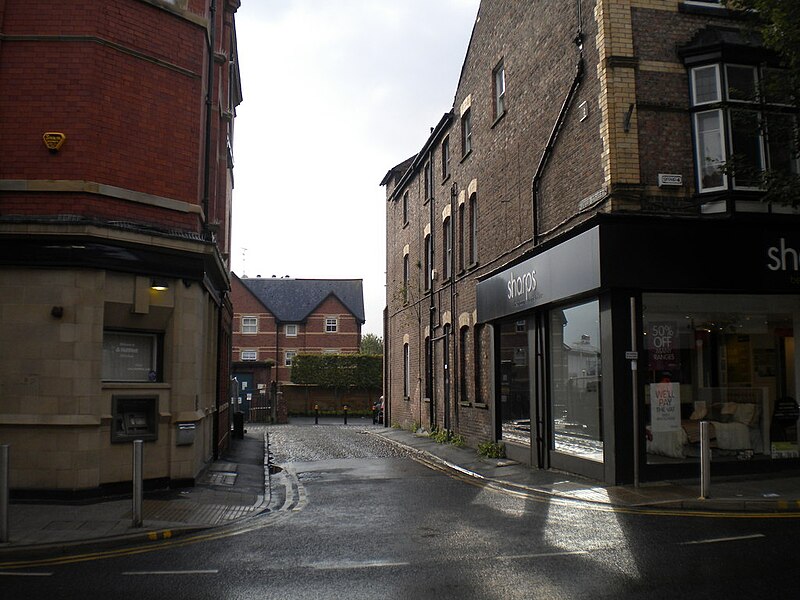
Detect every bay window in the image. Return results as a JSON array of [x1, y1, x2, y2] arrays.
[[691, 63, 798, 195]]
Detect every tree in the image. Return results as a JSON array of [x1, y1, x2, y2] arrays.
[[728, 1, 800, 77], [726, 1, 800, 205], [360, 333, 383, 355]]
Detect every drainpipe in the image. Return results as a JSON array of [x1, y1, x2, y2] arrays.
[[429, 156, 436, 430], [531, 26, 585, 245], [202, 0, 217, 238], [450, 182, 458, 430]]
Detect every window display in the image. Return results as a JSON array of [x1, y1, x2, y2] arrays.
[[550, 299, 603, 462], [643, 294, 800, 464]]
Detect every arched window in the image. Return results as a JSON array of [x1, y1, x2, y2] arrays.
[[468, 193, 478, 265], [403, 342, 410, 399]]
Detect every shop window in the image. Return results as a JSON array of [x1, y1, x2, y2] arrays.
[[102, 331, 161, 382], [498, 319, 532, 447], [550, 300, 603, 462], [111, 396, 158, 443], [690, 63, 798, 196], [643, 293, 799, 464]]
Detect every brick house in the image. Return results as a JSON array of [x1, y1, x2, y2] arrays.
[[231, 275, 365, 386], [383, 0, 800, 485], [0, 0, 242, 494]]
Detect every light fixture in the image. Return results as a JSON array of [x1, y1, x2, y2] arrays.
[[150, 278, 169, 291]]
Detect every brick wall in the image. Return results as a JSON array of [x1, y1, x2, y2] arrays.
[[0, 0, 211, 228], [384, 0, 753, 450]]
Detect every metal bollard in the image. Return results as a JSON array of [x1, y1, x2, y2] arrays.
[[700, 420, 711, 499], [132, 439, 143, 528], [314, 404, 319, 425], [343, 405, 348, 425], [0, 445, 9, 543]]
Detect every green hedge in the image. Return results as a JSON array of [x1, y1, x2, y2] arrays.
[[290, 353, 382, 389]]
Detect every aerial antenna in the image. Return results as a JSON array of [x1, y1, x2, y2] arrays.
[[241, 247, 248, 278]]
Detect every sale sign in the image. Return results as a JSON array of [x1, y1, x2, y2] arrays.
[[646, 321, 681, 372], [650, 382, 681, 432]]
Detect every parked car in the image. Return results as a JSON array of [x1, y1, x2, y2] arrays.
[[372, 396, 384, 424]]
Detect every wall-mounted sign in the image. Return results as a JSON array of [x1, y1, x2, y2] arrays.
[[657, 173, 682, 187], [43, 132, 66, 152], [476, 227, 600, 323]]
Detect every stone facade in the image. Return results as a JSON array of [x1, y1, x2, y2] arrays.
[[0, 0, 242, 494]]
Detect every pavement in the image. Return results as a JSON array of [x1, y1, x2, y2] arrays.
[[3, 419, 800, 557]]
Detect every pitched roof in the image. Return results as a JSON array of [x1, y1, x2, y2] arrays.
[[238, 275, 365, 324]]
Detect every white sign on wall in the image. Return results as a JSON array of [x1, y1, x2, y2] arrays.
[[650, 382, 681, 432]]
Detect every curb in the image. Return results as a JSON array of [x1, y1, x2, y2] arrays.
[[368, 429, 800, 516]]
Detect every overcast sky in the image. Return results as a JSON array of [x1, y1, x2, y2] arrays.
[[230, 0, 481, 337]]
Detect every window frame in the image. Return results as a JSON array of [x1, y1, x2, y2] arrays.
[[284, 350, 297, 367], [441, 136, 451, 180], [424, 233, 432, 292], [458, 202, 465, 272], [459, 326, 469, 404], [493, 60, 506, 119], [241, 316, 258, 334], [285, 323, 298, 337], [325, 317, 338, 333], [240, 349, 258, 361], [402, 253, 410, 304], [443, 216, 452, 280], [424, 160, 434, 202], [468, 193, 478, 266], [461, 108, 472, 157], [102, 330, 162, 383], [690, 62, 799, 195], [403, 342, 410, 399]]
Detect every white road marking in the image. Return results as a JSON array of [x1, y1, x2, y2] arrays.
[[681, 533, 766, 545], [499, 551, 590, 559], [122, 570, 220, 575], [309, 561, 409, 571], [0, 571, 53, 577]]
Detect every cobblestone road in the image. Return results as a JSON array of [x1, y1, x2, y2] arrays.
[[262, 418, 411, 463]]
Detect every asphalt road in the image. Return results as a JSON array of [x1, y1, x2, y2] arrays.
[[3, 422, 800, 599]]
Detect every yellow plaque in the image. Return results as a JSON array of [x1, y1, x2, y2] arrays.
[[43, 132, 66, 151]]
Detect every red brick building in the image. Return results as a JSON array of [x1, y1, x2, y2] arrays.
[[383, 1, 800, 485], [231, 275, 365, 384], [0, 0, 242, 493]]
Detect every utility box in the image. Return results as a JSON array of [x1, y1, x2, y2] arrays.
[[176, 422, 196, 446]]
